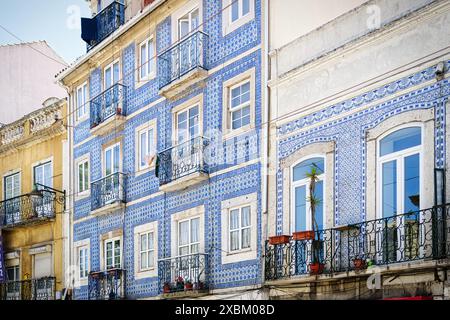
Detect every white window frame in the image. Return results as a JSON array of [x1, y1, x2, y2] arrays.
[[76, 82, 89, 122], [177, 216, 201, 256], [171, 0, 203, 42], [3, 171, 21, 201], [134, 221, 158, 279], [103, 142, 122, 176], [74, 239, 90, 287], [32, 159, 53, 189], [228, 205, 251, 253], [104, 236, 122, 270], [171, 95, 203, 146], [222, 0, 255, 36], [103, 59, 121, 90], [135, 120, 157, 175], [139, 231, 155, 271], [229, 79, 251, 131], [230, 0, 251, 23], [78, 246, 89, 280], [290, 155, 326, 234], [139, 37, 156, 82], [77, 158, 90, 196], [170, 205, 205, 258]]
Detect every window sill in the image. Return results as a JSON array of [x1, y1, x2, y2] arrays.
[[135, 268, 157, 280], [135, 74, 156, 90], [223, 14, 254, 36], [135, 164, 156, 178], [75, 191, 90, 202], [222, 125, 254, 141]]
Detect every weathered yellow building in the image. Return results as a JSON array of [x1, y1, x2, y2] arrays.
[[0, 97, 68, 300]]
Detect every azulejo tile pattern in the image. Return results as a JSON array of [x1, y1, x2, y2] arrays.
[[276, 64, 450, 235], [72, 1, 263, 299]]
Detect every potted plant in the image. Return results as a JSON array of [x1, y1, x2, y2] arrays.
[[175, 276, 184, 291], [305, 165, 325, 275], [353, 258, 366, 270], [195, 280, 205, 290], [163, 282, 171, 294], [184, 278, 193, 291], [268, 235, 291, 245]]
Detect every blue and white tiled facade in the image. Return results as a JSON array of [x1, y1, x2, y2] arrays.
[[70, 0, 263, 299]]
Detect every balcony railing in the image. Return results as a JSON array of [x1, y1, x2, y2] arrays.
[[157, 136, 209, 186], [90, 83, 127, 129], [82, 1, 125, 52], [158, 31, 208, 89], [88, 269, 125, 300], [0, 277, 56, 300], [265, 205, 450, 281], [158, 253, 209, 294], [0, 190, 58, 229], [91, 172, 126, 211]]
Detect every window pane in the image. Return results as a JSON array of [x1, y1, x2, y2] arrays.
[[179, 221, 189, 246], [191, 243, 199, 254], [230, 209, 239, 230], [113, 62, 120, 84], [380, 127, 421, 156], [404, 154, 420, 213], [191, 218, 200, 243], [242, 0, 250, 15], [241, 206, 250, 227], [295, 186, 307, 232], [241, 106, 250, 127], [382, 160, 397, 218], [189, 106, 199, 138], [148, 232, 154, 250], [231, 0, 239, 21], [84, 162, 89, 190], [179, 246, 189, 256], [140, 43, 147, 79], [113, 145, 120, 173], [242, 228, 250, 249], [148, 129, 154, 156], [232, 109, 242, 130], [230, 230, 239, 251], [140, 234, 147, 251], [148, 40, 154, 74], [191, 9, 199, 30], [315, 180, 324, 230], [105, 67, 112, 88], [140, 252, 147, 270], [148, 250, 154, 268], [140, 131, 147, 167], [79, 164, 83, 192], [293, 157, 325, 181]]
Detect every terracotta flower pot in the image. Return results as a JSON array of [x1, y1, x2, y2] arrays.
[[309, 262, 325, 275], [293, 230, 315, 241], [163, 284, 171, 294], [185, 283, 193, 291], [353, 258, 366, 270], [268, 235, 291, 245]]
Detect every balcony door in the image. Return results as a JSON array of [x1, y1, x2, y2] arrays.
[[377, 126, 422, 263], [177, 217, 200, 284], [105, 238, 121, 270], [177, 7, 200, 76], [174, 105, 200, 179], [103, 60, 120, 119], [104, 143, 121, 205], [33, 252, 53, 300], [5, 265, 20, 300], [33, 162, 53, 218], [4, 173, 21, 225]]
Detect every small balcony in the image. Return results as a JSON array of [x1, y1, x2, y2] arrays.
[[157, 136, 209, 192], [0, 190, 58, 229], [0, 277, 56, 300], [265, 205, 450, 281], [81, 1, 125, 52], [90, 172, 126, 215], [158, 31, 209, 99], [158, 253, 209, 297], [90, 83, 127, 136], [88, 269, 126, 300]]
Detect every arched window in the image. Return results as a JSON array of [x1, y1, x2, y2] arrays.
[[291, 157, 325, 232], [378, 126, 421, 217]]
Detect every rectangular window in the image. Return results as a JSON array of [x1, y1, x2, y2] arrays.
[[176, 105, 199, 144], [6, 265, 20, 281], [78, 160, 89, 194], [231, 0, 250, 22], [34, 162, 52, 189], [104, 60, 120, 90], [78, 246, 89, 280], [104, 143, 120, 176], [138, 126, 155, 170], [139, 38, 155, 81], [139, 232, 155, 271], [76, 83, 88, 120], [178, 217, 200, 256], [229, 205, 251, 252], [229, 80, 251, 130], [4, 173, 20, 200], [105, 238, 121, 270]]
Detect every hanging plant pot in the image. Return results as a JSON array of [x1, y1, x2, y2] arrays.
[[293, 230, 315, 241], [309, 262, 325, 275], [268, 235, 291, 245], [353, 258, 367, 270]]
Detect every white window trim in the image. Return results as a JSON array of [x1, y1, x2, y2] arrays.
[[228, 205, 252, 253], [137, 36, 156, 84], [134, 119, 157, 177], [103, 58, 121, 90], [221, 193, 257, 264], [3, 169, 21, 201], [74, 239, 90, 287], [222, 0, 255, 36], [31, 157, 53, 189], [103, 236, 122, 270], [102, 142, 122, 176], [75, 81, 89, 123], [171, 94, 204, 146], [170, 0, 203, 42], [30, 243, 53, 278], [376, 123, 424, 219], [75, 155, 90, 200], [290, 155, 326, 233], [134, 221, 158, 279], [222, 69, 256, 140], [170, 205, 205, 258]]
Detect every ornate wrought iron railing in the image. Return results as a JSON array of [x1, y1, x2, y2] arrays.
[[88, 269, 125, 300], [157, 136, 209, 186], [158, 253, 209, 294], [85, 1, 125, 51], [0, 277, 56, 300], [0, 190, 59, 228], [90, 172, 126, 211], [265, 205, 450, 281], [90, 83, 127, 129], [158, 31, 208, 89]]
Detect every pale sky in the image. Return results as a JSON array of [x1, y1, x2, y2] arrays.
[[0, 0, 91, 64]]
